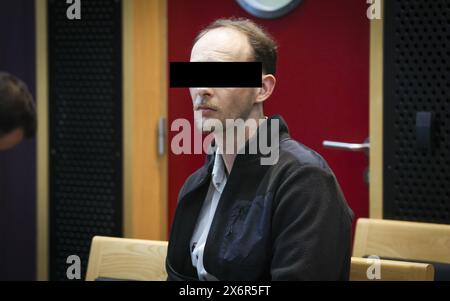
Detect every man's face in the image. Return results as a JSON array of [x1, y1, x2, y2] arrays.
[[0, 128, 24, 151], [190, 28, 258, 132]]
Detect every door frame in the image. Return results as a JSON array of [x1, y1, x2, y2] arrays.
[[36, 0, 168, 280], [369, 1, 383, 218]]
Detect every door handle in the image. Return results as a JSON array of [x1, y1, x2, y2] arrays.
[[322, 140, 370, 153], [323, 138, 370, 184]]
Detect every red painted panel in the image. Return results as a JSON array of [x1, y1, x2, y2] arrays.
[[168, 0, 369, 235]]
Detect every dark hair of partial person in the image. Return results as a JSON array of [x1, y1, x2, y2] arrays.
[[0, 72, 36, 138], [193, 17, 278, 75]]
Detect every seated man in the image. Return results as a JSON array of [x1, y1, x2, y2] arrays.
[[166, 18, 354, 280], [0, 72, 36, 150]]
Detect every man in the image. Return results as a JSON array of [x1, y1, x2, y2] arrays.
[[166, 18, 354, 280], [0, 72, 36, 150]]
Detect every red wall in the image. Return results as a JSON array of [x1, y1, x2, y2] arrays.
[[168, 0, 369, 231]]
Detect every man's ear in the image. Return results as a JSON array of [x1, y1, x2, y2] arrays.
[[255, 74, 276, 104]]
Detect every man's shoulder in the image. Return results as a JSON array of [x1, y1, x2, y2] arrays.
[[277, 138, 331, 173]]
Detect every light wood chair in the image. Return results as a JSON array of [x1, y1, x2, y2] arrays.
[[86, 236, 168, 281], [353, 218, 450, 264], [350, 257, 434, 281], [351, 218, 450, 281]]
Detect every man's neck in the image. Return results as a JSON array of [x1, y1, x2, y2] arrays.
[[214, 113, 265, 175]]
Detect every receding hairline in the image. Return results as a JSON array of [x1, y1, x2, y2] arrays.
[[191, 27, 254, 61], [192, 18, 278, 75]]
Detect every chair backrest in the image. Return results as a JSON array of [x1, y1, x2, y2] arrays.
[[353, 218, 450, 264], [350, 257, 434, 281], [86, 236, 168, 281]]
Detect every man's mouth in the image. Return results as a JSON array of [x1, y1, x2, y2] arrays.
[[195, 105, 217, 116]]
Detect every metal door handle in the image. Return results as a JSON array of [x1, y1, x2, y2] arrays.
[[322, 140, 370, 152], [322, 138, 370, 184], [323, 138, 370, 184]]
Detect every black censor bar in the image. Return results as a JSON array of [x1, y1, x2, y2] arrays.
[[170, 62, 262, 88]]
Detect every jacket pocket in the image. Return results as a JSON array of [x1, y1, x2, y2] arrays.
[[220, 194, 273, 267]]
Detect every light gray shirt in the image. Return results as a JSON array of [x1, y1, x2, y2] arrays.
[[190, 151, 227, 281]]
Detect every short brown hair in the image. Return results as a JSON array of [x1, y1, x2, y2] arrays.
[[193, 18, 278, 75], [0, 72, 36, 138]]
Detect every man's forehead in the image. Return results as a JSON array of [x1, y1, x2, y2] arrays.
[[190, 27, 251, 62]]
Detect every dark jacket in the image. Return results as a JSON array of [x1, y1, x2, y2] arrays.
[[166, 115, 354, 280]]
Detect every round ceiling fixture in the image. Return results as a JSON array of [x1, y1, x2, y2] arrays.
[[236, 0, 302, 19]]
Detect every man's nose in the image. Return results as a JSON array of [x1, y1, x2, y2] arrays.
[[195, 87, 213, 98]]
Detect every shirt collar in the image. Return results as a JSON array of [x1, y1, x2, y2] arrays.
[[211, 151, 227, 192]]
